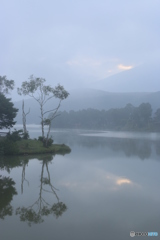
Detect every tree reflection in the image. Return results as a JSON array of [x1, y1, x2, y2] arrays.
[[0, 175, 17, 219], [16, 156, 67, 226], [0, 155, 22, 173], [77, 136, 154, 160], [109, 138, 152, 160], [21, 159, 29, 194]]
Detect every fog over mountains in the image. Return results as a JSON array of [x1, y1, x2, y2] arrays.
[[14, 89, 160, 124], [13, 61, 160, 125]]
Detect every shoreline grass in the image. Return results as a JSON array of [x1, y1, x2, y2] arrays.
[[13, 139, 71, 155]]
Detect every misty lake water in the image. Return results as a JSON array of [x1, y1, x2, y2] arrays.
[[0, 128, 160, 240]]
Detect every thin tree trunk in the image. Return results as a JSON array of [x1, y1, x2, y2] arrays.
[[22, 100, 27, 134], [45, 121, 51, 147], [22, 100, 30, 135], [40, 103, 44, 139]]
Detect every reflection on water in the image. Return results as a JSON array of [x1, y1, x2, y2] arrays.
[[0, 130, 160, 240], [16, 156, 67, 226], [80, 131, 160, 140], [21, 159, 29, 194], [50, 130, 160, 160], [79, 137, 153, 160], [0, 175, 17, 219], [0, 154, 67, 227]]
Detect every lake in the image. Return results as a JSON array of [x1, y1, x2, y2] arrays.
[[0, 128, 160, 240]]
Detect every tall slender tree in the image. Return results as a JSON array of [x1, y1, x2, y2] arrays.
[[17, 75, 69, 146]]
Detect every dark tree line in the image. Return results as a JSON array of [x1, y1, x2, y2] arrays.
[[50, 103, 160, 131]]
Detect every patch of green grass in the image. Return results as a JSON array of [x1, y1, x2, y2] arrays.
[[16, 139, 71, 155]]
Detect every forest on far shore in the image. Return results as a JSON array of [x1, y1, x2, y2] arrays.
[[50, 102, 160, 131]]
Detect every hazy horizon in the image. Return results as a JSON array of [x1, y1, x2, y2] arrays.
[[1, 0, 160, 101]]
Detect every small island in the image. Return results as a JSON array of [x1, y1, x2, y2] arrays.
[[0, 75, 71, 157], [16, 139, 71, 155], [0, 132, 71, 156]]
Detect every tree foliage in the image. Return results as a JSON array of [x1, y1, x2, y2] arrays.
[[0, 93, 18, 129], [0, 176, 17, 219], [0, 75, 18, 130], [0, 76, 14, 95]]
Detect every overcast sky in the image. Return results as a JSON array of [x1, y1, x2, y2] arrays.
[[1, 0, 160, 100]]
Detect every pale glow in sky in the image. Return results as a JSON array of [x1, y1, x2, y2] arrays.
[[118, 64, 134, 70], [116, 178, 132, 185]]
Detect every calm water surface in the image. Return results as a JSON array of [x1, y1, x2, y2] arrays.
[[0, 129, 160, 240]]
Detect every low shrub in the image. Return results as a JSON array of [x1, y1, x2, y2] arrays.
[[6, 130, 23, 141], [6, 129, 30, 141], [38, 136, 54, 147], [22, 131, 30, 139], [46, 137, 54, 147]]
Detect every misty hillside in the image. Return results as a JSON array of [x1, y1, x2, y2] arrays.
[[92, 62, 160, 92], [14, 88, 160, 124]]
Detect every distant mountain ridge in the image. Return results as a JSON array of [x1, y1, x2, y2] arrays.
[[14, 88, 160, 124]]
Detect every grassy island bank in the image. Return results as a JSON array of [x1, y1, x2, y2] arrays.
[[16, 139, 71, 155], [0, 138, 71, 156]]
